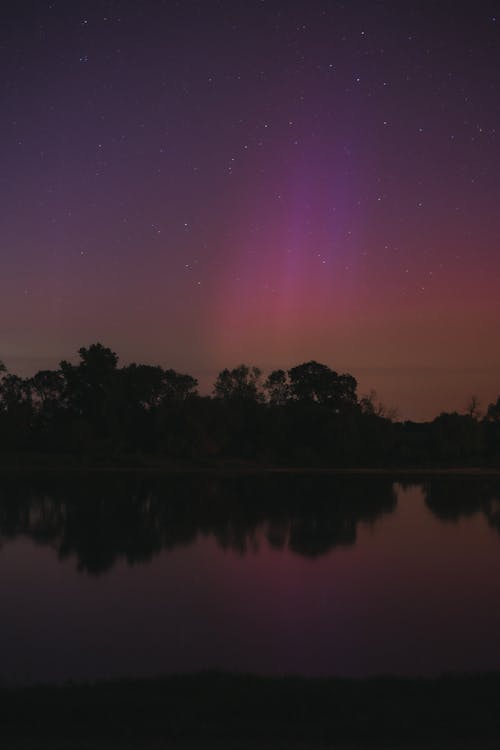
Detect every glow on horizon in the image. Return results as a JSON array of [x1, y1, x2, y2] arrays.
[[0, 2, 499, 420]]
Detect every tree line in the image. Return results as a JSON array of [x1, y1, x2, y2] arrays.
[[1, 342, 499, 466]]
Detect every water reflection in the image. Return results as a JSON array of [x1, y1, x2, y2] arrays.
[[3, 474, 500, 683], [0, 473, 397, 574], [422, 476, 500, 533]]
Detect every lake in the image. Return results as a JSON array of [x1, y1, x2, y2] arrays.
[[1, 472, 500, 685]]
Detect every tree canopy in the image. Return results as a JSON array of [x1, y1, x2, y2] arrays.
[[0, 343, 499, 468]]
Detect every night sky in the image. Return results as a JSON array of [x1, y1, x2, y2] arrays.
[[2, 0, 500, 420]]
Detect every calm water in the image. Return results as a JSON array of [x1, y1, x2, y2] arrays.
[[1, 472, 500, 685]]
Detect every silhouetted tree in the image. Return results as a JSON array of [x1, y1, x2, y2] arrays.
[[162, 368, 198, 400], [60, 342, 119, 425], [0, 373, 33, 449], [121, 364, 166, 409], [56, 343, 123, 457], [264, 369, 291, 406], [0, 374, 32, 412], [30, 370, 65, 407], [465, 395, 481, 419], [431, 412, 483, 465], [287, 361, 358, 411], [359, 389, 398, 420], [213, 365, 263, 402], [483, 396, 500, 465], [0, 342, 498, 468], [486, 397, 500, 422]]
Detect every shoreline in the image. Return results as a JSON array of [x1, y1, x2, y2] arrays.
[[0, 463, 500, 476], [2, 672, 500, 742]]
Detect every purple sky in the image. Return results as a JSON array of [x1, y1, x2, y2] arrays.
[[1, 1, 500, 419]]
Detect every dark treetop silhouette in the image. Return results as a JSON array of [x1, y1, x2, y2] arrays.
[[0, 343, 500, 467]]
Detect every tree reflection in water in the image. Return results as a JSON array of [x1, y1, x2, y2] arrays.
[[422, 476, 500, 534], [0, 473, 397, 575]]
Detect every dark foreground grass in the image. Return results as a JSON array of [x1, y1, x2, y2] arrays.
[[2, 672, 500, 743]]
